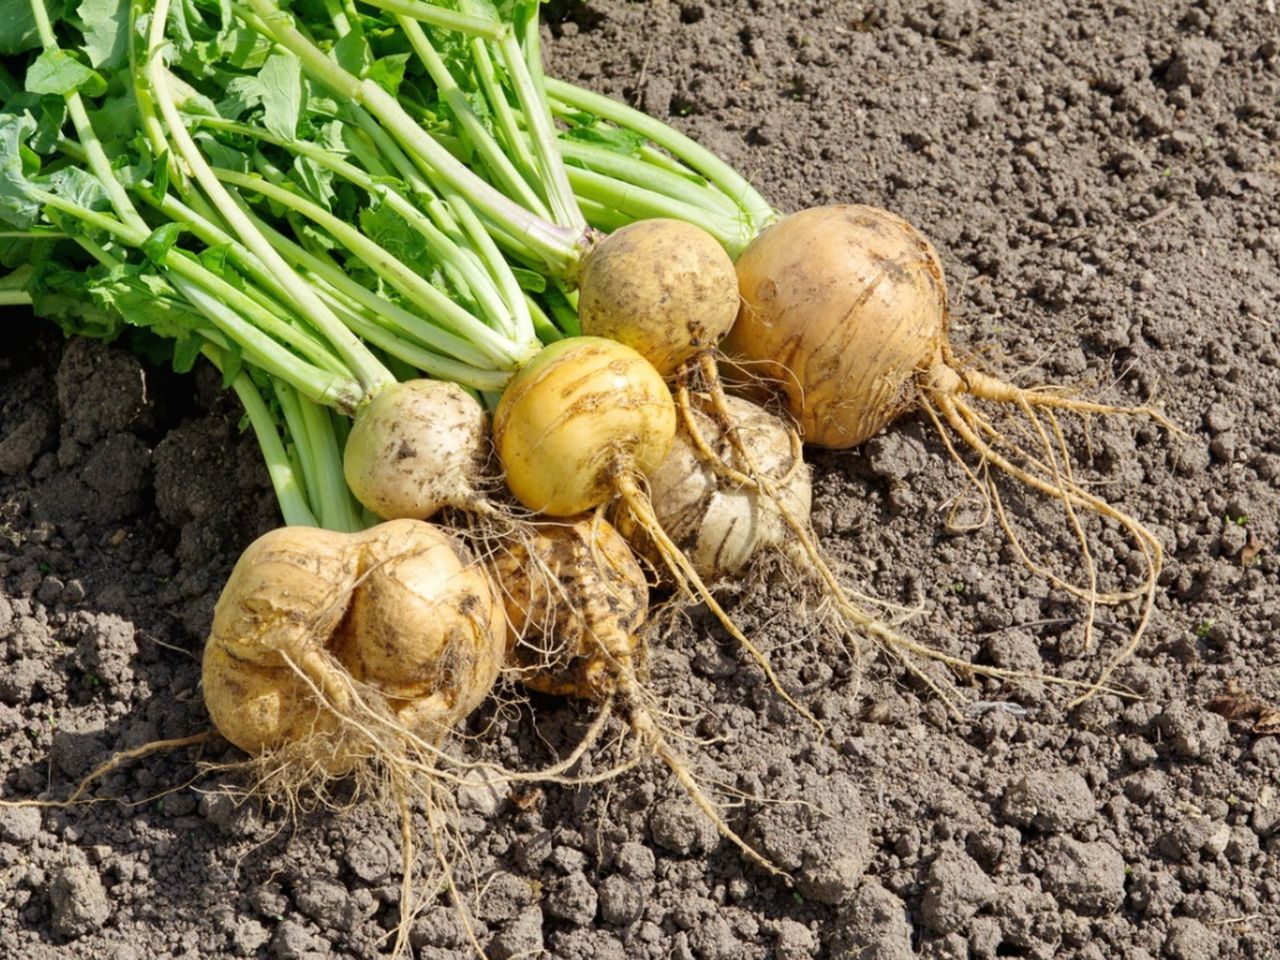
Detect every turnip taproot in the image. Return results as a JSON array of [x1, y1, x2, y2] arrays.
[[495, 515, 647, 701], [494, 514, 783, 875], [634, 384, 1108, 711]]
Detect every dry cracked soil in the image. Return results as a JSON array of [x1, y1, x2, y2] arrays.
[[2, 0, 1279, 958]]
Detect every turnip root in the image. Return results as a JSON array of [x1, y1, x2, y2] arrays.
[[203, 520, 505, 780], [494, 515, 646, 701], [577, 219, 740, 377], [202, 518, 505, 957], [493, 336, 676, 517], [335, 521, 507, 723], [493, 514, 783, 875], [494, 336, 812, 722], [726, 204, 1170, 700], [343, 381, 491, 521], [620, 392, 812, 582]]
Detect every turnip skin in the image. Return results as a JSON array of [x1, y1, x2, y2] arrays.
[[201, 644, 332, 755], [621, 393, 812, 582], [727, 205, 947, 449], [578, 219, 740, 377], [493, 337, 676, 516], [202, 520, 505, 756], [494, 516, 647, 702], [205, 524, 360, 690], [343, 380, 490, 520], [337, 520, 506, 725]]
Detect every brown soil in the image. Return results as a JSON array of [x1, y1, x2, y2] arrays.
[[2, 1, 1279, 957]]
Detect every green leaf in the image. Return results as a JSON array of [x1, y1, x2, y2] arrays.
[[138, 151, 170, 205], [29, 95, 67, 154], [90, 263, 205, 341], [365, 54, 410, 96], [217, 75, 263, 120], [511, 266, 545, 293], [0, 0, 67, 55], [215, 26, 272, 71], [0, 113, 42, 228], [84, 93, 140, 153], [258, 51, 302, 140], [25, 48, 106, 97], [30, 260, 124, 340], [219, 345, 243, 387], [194, 131, 250, 172], [333, 30, 371, 77], [0, 262, 33, 290], [171, 334, 202, 373], [42, 166, 109, 212], [141, 222, 183, 265], [564, 123, 646, 157], [291, 156, 335, 209], [78, 0, 128, 69], [358, 198, 434, 280], [198, 242, 231, 275]]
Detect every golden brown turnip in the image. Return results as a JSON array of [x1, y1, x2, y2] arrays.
[[726, 204, 1170, 700]]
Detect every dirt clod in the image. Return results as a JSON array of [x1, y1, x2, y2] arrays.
[[1001, 770, 1096, 832], [919, 851, 996, 935], [597, 874, 644, 926], [49, 862, 111, 939], [1039, 838, 1127, 915]]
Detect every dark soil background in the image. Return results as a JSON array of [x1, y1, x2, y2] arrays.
[[3, 0, 1279, 957]]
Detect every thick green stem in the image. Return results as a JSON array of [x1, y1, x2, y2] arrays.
[[352, 0, 507, 40], [297, 388, 363, 532], [242, 211, 505, 372], [199, 116, 524, 344], [143, 0, 393, 396], [557, 139, 743, 223], [240, 0, 584, 275], [166, 267, 363, 413], [214, 167, 526, 367], [462, 8, 539, 185], [209, 347, 318, 527], [566, 167, 741, 250], [395, 15, 550, 220], [496, 32, 584, 232], [130, 187, 353, 377], [39, 185, 360, 407], [317, 290, 511, 392], [546, 77, 777, 231], [28, 0, 150, 237]]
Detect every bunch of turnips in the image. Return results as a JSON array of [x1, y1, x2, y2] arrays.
[[1, 0, 1172, 935]]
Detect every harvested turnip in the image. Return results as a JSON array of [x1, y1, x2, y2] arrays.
[[343, 381, 492, 521], [577, 219, 740, 377], [726, 204, 1168, 700], [203, 520, 505, 780], [494, 515, 647, 701], [494, 514, 782, 875], [621, 392, 812, 582]]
